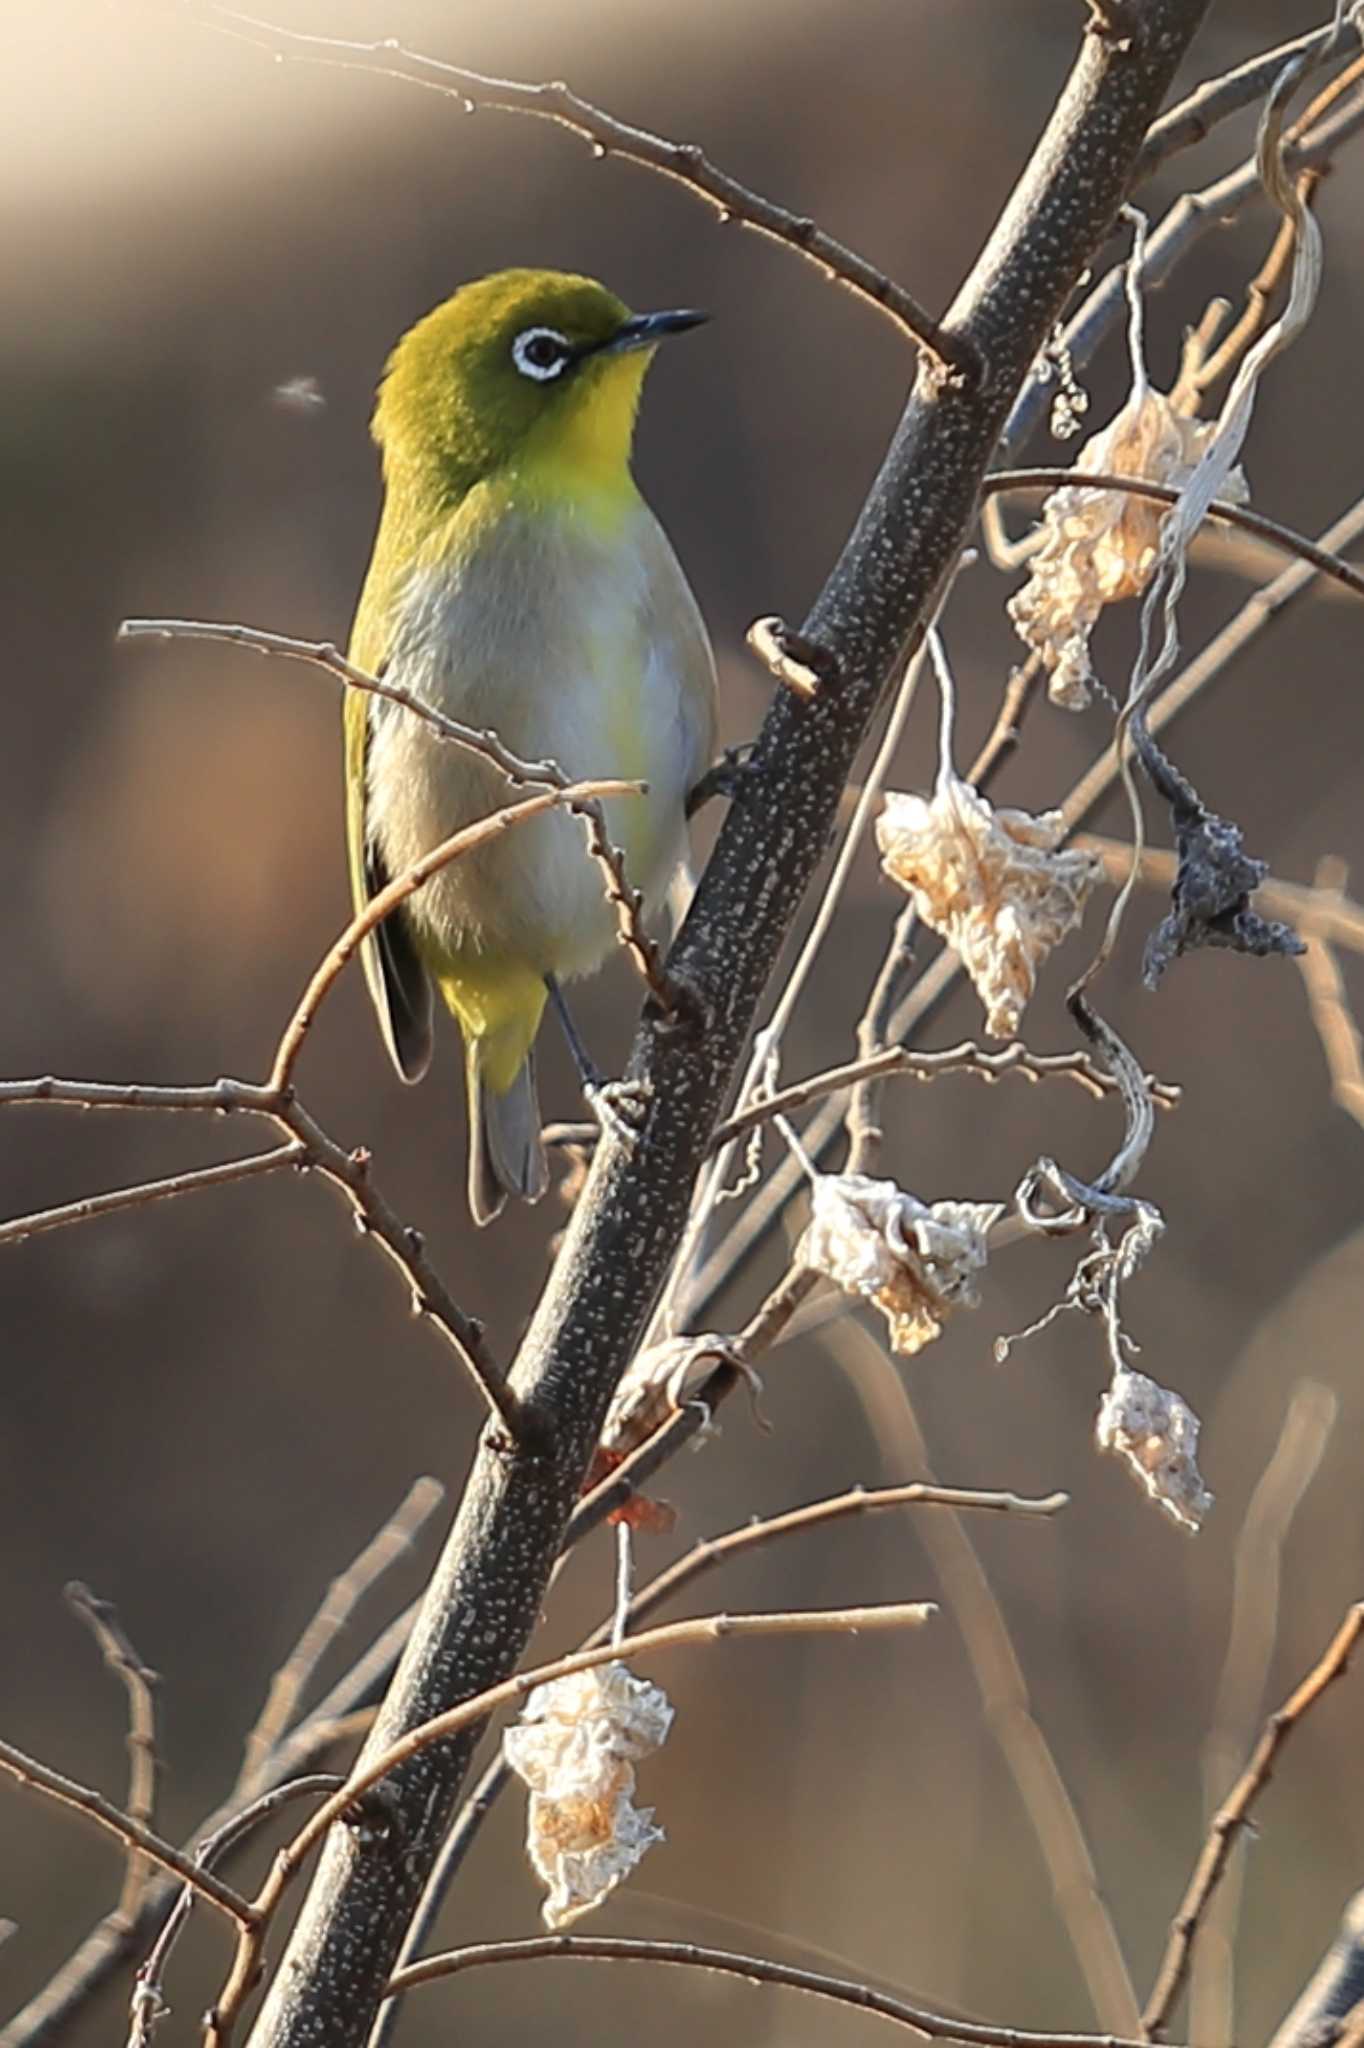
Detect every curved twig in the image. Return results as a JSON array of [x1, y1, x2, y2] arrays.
[[64, 1586, 162, 1931], [1136, 18, 1359, 176], [708, 1041, 1179, 1152], [386, 1933, 1159, 2048], [983, 470, 1364, 601], [270, 780, 637, 1091], [187, 7, 976, 379], [0, 1144, 306, 1248], [377, 1478, 1067, 2037], [0, 1739, 257, 1932], [205, 1603, 935, 2047], [1143, 1603, 1364, 2037], [119, 616, 674, 1009]]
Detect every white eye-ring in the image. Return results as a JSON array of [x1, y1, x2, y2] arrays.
[[512, 326, 573, 381]]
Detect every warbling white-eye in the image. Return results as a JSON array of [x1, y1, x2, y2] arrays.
[[346, 268, 717, 1223]]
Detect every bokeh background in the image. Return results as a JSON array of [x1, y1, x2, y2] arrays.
[[4, 3, 1364, 2042]]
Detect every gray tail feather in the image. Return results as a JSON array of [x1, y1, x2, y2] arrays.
[[467, 1050, 548, 1227]]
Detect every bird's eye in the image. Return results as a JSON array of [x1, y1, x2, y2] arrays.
[[512, 327, 572, 382]]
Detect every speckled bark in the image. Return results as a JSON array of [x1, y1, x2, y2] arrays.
[[248, 8, 1214, 2044]]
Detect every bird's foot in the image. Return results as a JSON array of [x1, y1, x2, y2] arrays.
[[585, 1077, 651, 1147], [686, 744, 762, 819]]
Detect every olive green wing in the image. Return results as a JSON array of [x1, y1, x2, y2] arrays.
[[344, 671, 434, 1084]]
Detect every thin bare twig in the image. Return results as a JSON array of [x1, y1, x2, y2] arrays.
[[1186, 171, 1321, 396], [1296, 858, 1364, 1128], [239, 1479, 445, 1798], [1004, 90, 1364, 459], [0, 1072, 513, 1431], [205, 1602, 935, 2048], [64, 1585, 162, 1929], [126, 1777, 343, 2048], [119, 616, 674, 1011], [269, 782, 637, 1090], [0, 782, 621, 1440], [117, 619, 561, 782], [825, 1315, 1142, 2034], [1190, 1383, 1337, 2048], [845, 647, 1048, 1167], [0, 735, 585, 1426], [688, 489, 1364, 1324], [1059, 490, 1364, 830], [984, 471, 1364, 602], [279, 1606, 936, 1879], [653, 636, 928, 1338], [0, 1738, 257, 1932], [386, 1933, 1158, 2048], [379, 1477, 1067, 2035], [184, 7, 976, 380], [1136, 19, 1358, 175], [0, 1144, 306, 1248], [1143, 1603, 1364, 2036], [709, 1041, 1180, 1152], [0, 1604, 414, 2045]]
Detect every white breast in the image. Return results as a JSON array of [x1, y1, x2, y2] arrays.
[[366, 492, 715, 980]]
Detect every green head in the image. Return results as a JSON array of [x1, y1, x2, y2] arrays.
[[372, 268, 706, 502]]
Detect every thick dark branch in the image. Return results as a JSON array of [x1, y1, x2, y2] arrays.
[[1269, 1893, 1364, 2048], [244, 12, 1215, 2047]]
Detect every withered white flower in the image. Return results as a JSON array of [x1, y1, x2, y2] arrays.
[[1096, 1363, 1212, 1532], [800, 1171, 1003, 1356], [1008, 386, 1249, 709], [877, 780, 1102, 1038], [503, 1661, 674, 1928]]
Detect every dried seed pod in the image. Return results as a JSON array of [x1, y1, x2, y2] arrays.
[[800, 1171, 1002, 1357], [503, 1661, 675, 1928], [878, 781, 1102, 1038]]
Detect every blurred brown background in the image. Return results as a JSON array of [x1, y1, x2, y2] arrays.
[[4, 2, 1364, 2042]]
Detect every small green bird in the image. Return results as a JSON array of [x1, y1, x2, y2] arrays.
[[346, 268, 717, 1224]]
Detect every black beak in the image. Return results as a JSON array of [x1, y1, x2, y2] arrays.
[[594, 308, 709, 356]]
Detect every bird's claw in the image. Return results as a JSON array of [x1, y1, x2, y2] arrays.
[[686, 745, 762, 819], [586, 1078, 651, 1146]]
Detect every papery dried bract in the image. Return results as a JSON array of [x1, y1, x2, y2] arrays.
[[877, 782, 1101, 1038], [503, 1661, 674, 1928], [800, 1171, 1002, 1356], [1008, 387, 1248, 709], [600, 1332, 744, 1462], [1096, 1363, 1212, 1531]]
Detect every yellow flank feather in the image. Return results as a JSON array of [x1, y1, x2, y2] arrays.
[[344, 267, 716, 1223]]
